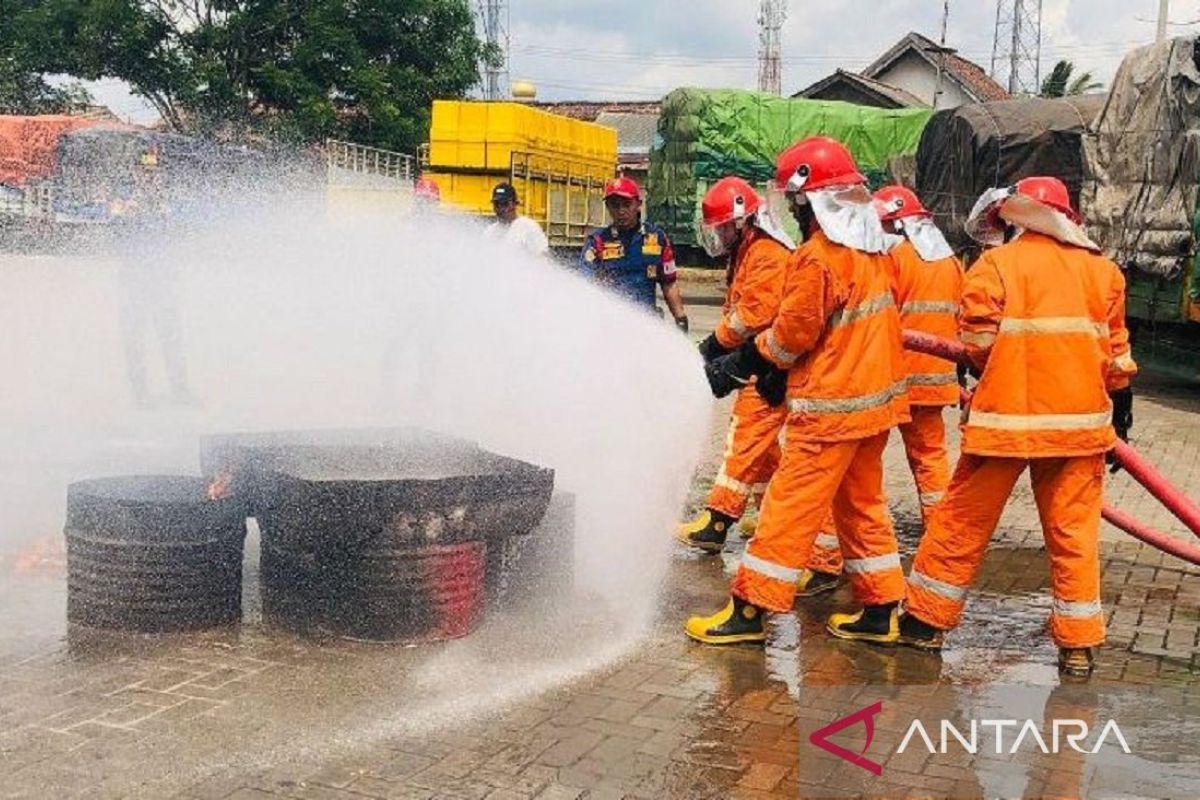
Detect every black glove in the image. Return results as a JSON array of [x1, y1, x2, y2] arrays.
[[1108, 386, 1133, 473], [755, 367, 788, 407], [675, 315, 689, 333], [1110, 387, 1133, 442], [698, 334, 731, 363], [705, 338, 773, 399]]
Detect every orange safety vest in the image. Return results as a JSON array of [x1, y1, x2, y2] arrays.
[[890, 239, 964, 406], [959, 232, 1138, 458], [757, 230, 911, 441], [714, 227, 791, 349]]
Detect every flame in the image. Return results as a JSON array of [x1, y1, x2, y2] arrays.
[[7, 535, 66, 577], [207, 471, 234, 501]]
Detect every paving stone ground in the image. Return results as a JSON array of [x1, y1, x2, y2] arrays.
[[2, 306, 1200, 798]]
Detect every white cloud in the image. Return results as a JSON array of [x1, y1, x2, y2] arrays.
[[505, 0, 1200, 100]]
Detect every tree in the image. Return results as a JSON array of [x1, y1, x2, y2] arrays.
[[2, 0, 483, 153], [1039, 60, 1103, 98], [0, 0, 91, 113]]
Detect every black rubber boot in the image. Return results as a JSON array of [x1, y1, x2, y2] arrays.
[[897, 613, 945, 651], [1058, 647, 1096, 678], [676, 508, 737, 554], [685, 595, 766, 645], [827, 603, 900, 644], [796, 569, 841, 598]]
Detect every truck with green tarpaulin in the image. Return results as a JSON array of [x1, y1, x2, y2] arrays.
[[645, 89, 932, 256]]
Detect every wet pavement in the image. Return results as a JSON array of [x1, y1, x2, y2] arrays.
[[3, 308, 1200, 798]]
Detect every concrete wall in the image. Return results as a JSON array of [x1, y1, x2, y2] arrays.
[[875, 52, 971, 110]]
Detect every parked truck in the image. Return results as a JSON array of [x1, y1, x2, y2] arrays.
[[914, 37, 1200, 381], [420, 100, 618, 251]]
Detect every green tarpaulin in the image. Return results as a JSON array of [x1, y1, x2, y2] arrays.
[[647, 88, 932, 247]]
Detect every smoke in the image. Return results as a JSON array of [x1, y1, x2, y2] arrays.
[[0, 180, 711, 752]]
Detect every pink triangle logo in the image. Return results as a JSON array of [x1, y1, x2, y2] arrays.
[[808, 701, 884, 775]]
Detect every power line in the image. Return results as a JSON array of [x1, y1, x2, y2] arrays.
[[512, 38, 1154, 67]]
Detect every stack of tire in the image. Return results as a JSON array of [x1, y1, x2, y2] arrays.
[[200, 428, 560, 642], [65, 476, 245, 633]]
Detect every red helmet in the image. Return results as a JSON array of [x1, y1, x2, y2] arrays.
[[873, 185, 930, 223], [414, 178, 440, 201], [774, 136, 865, 194], [603, 176, 641, 202], [701, 177, 762, 226], [1015, 176, 1079, 222]]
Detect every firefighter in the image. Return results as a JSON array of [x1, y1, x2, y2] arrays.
[[797, 188, 965, 593], [898, 177, 1137, 677], [686, 137, 911, 646], [580, 177, 688, 331], [676, 176, 793, 552], [875, 185, 963, 524]]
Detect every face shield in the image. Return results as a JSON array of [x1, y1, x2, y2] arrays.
[[965, 187, 1016, 247], [900, 216, 955, 262], [764, 184, 811, 242], [698, 218, 741, 257]]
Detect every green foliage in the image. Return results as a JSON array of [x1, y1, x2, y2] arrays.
[[0, 0, 92, 113], [1, 0, 483, 153], [1040, 59, 1103, 98]]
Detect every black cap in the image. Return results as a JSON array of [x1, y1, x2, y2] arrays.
[[492, 182, 518, 204]]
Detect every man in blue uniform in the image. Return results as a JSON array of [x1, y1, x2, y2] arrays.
[[580, 177, 689, 331]]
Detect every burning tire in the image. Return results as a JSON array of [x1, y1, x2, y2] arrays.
[[261, 538, 486, 642], [65, 476, 246, 632]]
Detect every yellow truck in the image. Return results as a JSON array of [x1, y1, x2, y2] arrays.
[[422, 100, 618, 250]]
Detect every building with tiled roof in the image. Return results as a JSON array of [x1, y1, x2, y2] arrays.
[[797, 31, 1010, 110]]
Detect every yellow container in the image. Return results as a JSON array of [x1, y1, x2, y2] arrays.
[[426, 100, 617, 247], [428, 100, 617, 173]]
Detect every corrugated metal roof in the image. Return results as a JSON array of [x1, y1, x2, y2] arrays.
[[594, 111, 659, 156]]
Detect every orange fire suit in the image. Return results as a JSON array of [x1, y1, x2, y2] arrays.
[[706, 228, 791, 519], [799, 239, 963, 575], [893, 239, 964, 518], [732, 230, 911, 613], [906, 232, 1137, 648]]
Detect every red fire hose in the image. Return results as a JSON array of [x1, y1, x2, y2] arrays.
[[902, 329, 1200, 565]]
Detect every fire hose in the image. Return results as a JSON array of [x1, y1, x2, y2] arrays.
[[902, 329, 1200, 566]]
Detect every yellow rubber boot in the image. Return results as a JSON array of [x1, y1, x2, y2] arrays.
[[685, 596, 766, 645], [676, 509, 735, 553], [826, 604, 900, 645], [738, 509, 758, 539]]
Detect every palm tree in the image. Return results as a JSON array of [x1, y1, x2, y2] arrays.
[[1040, 60, 1104, 98]]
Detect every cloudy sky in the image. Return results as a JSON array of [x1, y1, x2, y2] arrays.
[[91, 0, 1200, 123]]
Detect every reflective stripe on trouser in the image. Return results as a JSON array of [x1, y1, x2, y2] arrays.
[[733, 430, 903, 612], [707, 387, 787, 518], [906, 453, 1105, 648], [807, 512, 844, 574], [897, 405, 951, 523]]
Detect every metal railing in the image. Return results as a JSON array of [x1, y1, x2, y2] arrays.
[[326, 139, 416, 184]]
